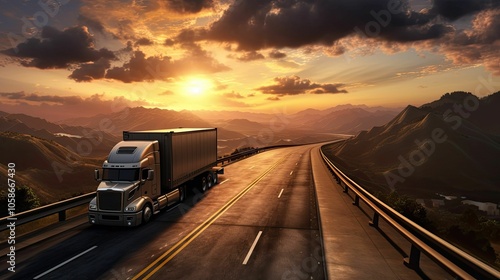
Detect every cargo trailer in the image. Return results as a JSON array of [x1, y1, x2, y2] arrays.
[[88, 128, 223, 226]]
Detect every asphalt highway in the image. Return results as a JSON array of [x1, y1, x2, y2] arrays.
[[0, 144, 325, 280]]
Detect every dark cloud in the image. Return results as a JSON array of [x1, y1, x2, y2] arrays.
[[232, 51, 265, 61], [164, 39, 176, 46], [135, 37, 154, 46], [105, 51, 172, 83], [256, 76, 347, 96], [201, 0, 452, 50], [166, 0, 215, 14], [0, 92, 149, 121], [431, 0, 499, 21], [69, 58, 111, 82], [267, 96, 281, 101], [0, 91, 80, 104], [173, 0, 498, 51], [1, 26, 115, 69], [269, 50, 287, 59], [105, 45, 229, 83], [377, 23, 453, 42]]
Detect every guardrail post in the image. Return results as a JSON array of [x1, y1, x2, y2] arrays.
[[353, 194, 359, 206], [404, 244, 421, 270], [369, 213, 379, 228], [58, 210, 66, 222], [341, 182, 349, 193]]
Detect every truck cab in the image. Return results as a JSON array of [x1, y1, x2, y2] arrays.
[[88, 140, 164, 226]]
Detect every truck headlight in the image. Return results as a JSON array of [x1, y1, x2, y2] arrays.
[[125, 206, 136, 212], [89, 203, 97, 210]]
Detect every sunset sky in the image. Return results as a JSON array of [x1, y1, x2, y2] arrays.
[[0, 0, 499, 121]]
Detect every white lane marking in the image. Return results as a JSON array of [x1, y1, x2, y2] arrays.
[[278, 189, 284, 198], [219, 179, 229, 185], [243, 231, 263, 265], [289, 171, 293, 176], [33, 246, 98, 279], [249, 166, 255, 169]]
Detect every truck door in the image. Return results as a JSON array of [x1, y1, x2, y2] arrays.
[[147, 156, 158, 196]]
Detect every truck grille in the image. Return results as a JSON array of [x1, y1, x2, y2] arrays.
[[98, 191, 122, 211]]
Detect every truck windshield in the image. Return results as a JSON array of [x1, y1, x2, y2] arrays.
[[102, 168, 139, 181]]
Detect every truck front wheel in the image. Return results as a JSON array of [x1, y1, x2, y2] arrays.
[[142, 204, 152, 224], [179, 185, 186, 202]]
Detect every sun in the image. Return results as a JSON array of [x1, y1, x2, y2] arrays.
[[183, 77, 212, 97]]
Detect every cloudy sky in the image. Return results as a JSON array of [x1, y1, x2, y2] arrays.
[[0, 0, 499, 120]]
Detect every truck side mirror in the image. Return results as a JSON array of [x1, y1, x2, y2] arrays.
[[141, 169, 155, 182], [94, 169, 101, 181], [147, 169, 155, 181]]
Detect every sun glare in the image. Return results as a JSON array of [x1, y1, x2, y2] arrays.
[[184, 77, 212, 97]]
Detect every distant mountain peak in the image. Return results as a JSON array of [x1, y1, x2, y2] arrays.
[[414, 112, 445, 130], [389, 105, 426, 127]]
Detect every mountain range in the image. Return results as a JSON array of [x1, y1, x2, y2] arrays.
[[0, 111, 119, 156], [0, 132, 100, 203], [0, 102, 411, 206], [326, 92, 500, 202], [192, 104, 400, 135]]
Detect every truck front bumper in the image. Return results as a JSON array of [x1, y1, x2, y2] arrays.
[[88, 210, 143, 226]]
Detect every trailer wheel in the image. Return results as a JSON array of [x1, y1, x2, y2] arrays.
[[213, 172, 218, 185], [199, 176, 208, 192], [142, 204, 152, 224], [179, 185, 186, 202], [207, 173, 213, 189]]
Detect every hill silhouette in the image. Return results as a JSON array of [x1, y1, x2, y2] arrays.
[[0, 132, 100, 203], [326, 92, 500, 202], [0, 111, 119, 156]]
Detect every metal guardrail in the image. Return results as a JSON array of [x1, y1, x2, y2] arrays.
[[319, 146, 500, 280], [217, 148, 260, 164], [0, 147, 266, 232], [0, 193, 95, 231], [217, 145, 302, 165]]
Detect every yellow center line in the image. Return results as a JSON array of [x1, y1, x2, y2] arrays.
[[132, 156, 287, 280]]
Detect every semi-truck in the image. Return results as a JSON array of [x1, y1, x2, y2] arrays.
[[88, 128, 223, 226]]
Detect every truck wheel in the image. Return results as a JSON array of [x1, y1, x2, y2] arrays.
[[213, 172, 218, 185], [199, 176, 207, 192], [142, 204, 152, 224], [207, 173, 213, 189], [179, 186, 186, 202]]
